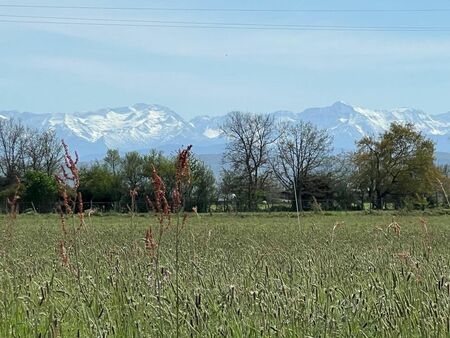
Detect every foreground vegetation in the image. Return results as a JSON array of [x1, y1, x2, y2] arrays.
[[1, 212, 449, 337]]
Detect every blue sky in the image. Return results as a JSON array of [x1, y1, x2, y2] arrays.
[[1, 0, 450, 117]]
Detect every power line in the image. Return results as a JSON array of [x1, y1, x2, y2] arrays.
[[0, 14, 448, 31], [2, 18, 450, 32], [0, 4, 449, 13], [3, 14, 449, 30]]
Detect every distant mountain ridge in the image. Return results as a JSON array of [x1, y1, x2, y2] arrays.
[[1, 101, 450, 161]]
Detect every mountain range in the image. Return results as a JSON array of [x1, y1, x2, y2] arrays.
[[2, 101, 450, 166]]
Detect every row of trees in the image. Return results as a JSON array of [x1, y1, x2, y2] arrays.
[[0, 119, 62, 181], [80, 149, 216, 212], [0, 119, 64, 208], [220, 111, 445, 211], [0, 119, 216, 213], [0, 115, 447, 213]]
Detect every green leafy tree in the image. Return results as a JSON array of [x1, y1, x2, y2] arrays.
[[79, 163, 122, 204], [22, 170, 58, 212], [218, 170, 247, 211], [143, 149, 176, 195], [185, 157, 216, 213], [352, 123, 438, 209], [121, 151, 145, 189], [104, 149, 121, 175], [143, 150, 216, 213]]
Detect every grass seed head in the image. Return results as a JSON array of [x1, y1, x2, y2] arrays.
[[387, 220, 401, 237]]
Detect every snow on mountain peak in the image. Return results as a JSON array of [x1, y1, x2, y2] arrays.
[[2, 101, 450, 157]]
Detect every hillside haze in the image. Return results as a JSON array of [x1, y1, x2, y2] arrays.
[[2, 101, 450, 163]]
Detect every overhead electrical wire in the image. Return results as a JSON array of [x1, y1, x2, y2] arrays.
[[0, 6, 448, 32], [1, 13, 448, 30], [0, 15, 449, 32], [0, 4, 449, 13]]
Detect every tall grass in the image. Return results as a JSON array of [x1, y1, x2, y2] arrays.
[[1, 212, 450, 336]]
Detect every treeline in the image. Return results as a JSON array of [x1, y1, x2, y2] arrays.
[[0, 119, 215, 213], [79, 149, 215, 212], [219, 112, 448, 211], [0, 114, 449, 213], [0, 119, 63, 211]]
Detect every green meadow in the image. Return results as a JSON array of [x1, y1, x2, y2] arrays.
[[1, 212, 450, 337]]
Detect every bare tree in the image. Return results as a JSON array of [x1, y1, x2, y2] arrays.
[[221, 111, 276, 210], [0, 118, 29, 181], [26, 129, 63, 176], [0, 119, 63, 183], [271, 121, 333, 211]]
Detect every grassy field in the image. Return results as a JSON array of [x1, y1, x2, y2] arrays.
[[1, 211, 450, 337]]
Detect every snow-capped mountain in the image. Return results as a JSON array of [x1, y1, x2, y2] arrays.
[[284, 101, 449, 150], [2, 101, 450, 160], [1, 103, 215, 157]]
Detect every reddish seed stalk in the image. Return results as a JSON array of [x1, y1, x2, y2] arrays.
[[61, 139, 80, 190], [55, 171, 73, 215], [145, 145, 193, 262], [145, 195, 154, 212], [77, 191, 85, 229], [58, 207, 68, 236], [173, 145, 192, 212], [144, 145, 193, 337], [145, 227, 157, 258], [145, 144, 192, 258], [55, 140, 84, 272], [151, 165, 171, 226], [129, 187, 138, 215], [174, 145, 192, 338], [56, 140, 83, 219], [58, 240, 70, 267], [151, 165, 166, 212]]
